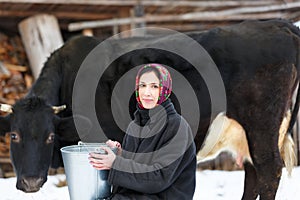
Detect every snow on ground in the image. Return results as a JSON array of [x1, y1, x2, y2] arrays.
[[0, 167, 299, 200], [0, 174, 69, 200], [195, 167, 300, 200]]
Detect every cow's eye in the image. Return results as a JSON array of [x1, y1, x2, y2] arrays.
[[10, 132, 20, 143], [46, 133, 55, 144]]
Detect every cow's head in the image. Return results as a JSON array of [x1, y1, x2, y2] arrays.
[[0, 97, 81, 192]]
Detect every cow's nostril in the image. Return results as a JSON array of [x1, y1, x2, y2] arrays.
[[18, 176, 44, 192], [22, 178, 30, 187], [36, 177, 44, 187]]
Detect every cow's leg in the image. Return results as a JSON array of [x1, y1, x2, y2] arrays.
[[255, 158, 282, 200], [242, 161, 258, 200], [249, 131, 283, 200]]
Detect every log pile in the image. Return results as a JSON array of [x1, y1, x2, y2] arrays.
[[0, 32, 32, 106], [0, 31, 32, 177]]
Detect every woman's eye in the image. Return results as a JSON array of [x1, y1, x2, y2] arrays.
[[152, 85, 159, 89], [139, 84, 146, 88], [46, 133, 55, 144], [10, 132, 20, 143]]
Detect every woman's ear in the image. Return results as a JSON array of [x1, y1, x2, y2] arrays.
[[55, 115, 92, 142], [0, 115, 11, 136]]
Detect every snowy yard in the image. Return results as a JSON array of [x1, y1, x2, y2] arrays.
[[195, 167, 300, 200], [0, 167, 299, 200]]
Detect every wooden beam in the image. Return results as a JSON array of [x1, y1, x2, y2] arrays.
[[0, 0, 276, 7], [145, 24, 209, 32], [68, 1, 300, 31], [0, 157, 11, 164], [0, 9, 114, 20], [69, 17, 143, 31], [183, 2, 300, 18], [68, 11, 286, 31], [282, 10, 300, 20]]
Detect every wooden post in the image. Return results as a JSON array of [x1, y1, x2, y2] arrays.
[[112, 23, 120, 39], [18, 14, 64, 79], [131, 4, 146, 37], [119, 8, 131, 38]]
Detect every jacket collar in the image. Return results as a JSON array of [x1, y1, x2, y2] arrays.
[[134, 99, 175, 127]]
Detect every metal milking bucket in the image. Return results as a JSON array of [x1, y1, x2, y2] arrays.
[[61, 142, 116, 200]]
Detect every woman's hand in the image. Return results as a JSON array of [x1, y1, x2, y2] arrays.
[[89, 147, 116, 170], [106, 139, 122, 156]]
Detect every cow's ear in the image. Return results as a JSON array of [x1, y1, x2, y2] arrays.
[[55, 115, 92, 142], [0, 115, 10, 136]]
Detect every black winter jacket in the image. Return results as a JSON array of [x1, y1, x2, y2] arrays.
[[108, 99, 196, 200]]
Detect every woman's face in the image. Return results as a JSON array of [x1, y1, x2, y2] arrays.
[[138, 71, 160, 109]]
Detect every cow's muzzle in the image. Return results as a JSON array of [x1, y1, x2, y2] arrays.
[[17, 176, 45, 193]]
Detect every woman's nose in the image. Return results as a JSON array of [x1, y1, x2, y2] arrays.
[[144, 86, 151, 95]]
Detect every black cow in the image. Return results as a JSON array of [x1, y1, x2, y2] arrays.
[[0, 19, 299, 200], [0, 36, 103, 192]]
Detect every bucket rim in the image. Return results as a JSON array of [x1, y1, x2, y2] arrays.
[[60, 144, 109, 154]]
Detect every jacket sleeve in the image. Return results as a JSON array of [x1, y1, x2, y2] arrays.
[[107, 118, 195, 194]]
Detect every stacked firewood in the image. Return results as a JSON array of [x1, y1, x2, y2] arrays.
[[0, 32, 32, 104], [0, 31, 32, 165]]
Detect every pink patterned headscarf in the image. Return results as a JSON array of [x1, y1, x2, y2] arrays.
[[135, 64, 172, 109]]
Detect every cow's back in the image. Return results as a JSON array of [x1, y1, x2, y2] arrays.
[[33, 36, 101, 116]]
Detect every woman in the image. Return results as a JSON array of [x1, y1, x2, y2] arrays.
[[89, 64, 196, 199]]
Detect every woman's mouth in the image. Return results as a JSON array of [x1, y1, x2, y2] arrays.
[[142, 99, 153, 103]]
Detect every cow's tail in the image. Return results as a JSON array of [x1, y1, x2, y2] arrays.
[[196, 112, 227, 162], [281, 133, 296, 176], [283, 79, 300, 176], [287, 81, 300, 135]]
